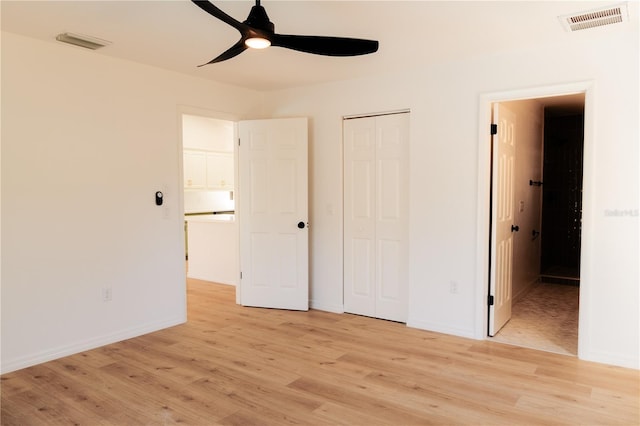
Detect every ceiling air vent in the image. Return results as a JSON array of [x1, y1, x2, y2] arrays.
[[56, 32, 111, 50], [559, 2, 629, 32]]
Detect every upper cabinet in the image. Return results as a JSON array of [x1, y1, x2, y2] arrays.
[[183, 150, 206, 189], [184, 149, 233, 190], [182, 114, 235, 190], [206, 152, 234, 190]]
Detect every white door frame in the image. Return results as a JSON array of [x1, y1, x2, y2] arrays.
[[474, 81, 595, 359]]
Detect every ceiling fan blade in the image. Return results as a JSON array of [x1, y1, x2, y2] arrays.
[[197, 39, 248, 66], [191, 0, 247, 32], [271, 34, 379, 57]]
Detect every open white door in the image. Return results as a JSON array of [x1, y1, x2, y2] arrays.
[[489, 103, 516, 336], [238, 118, 309, 311]]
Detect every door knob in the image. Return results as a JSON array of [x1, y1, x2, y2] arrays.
[[297, 221, 306, 229], [511, 225, 520, 232]]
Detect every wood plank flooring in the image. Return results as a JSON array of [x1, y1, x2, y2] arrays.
[[2, 279, 638, 425]]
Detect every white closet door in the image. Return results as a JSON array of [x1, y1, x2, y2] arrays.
[[344, 117, 377, 317], [375, 113, 409, 322], [344, 113, 409, 323]]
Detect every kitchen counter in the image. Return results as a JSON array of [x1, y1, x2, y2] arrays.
[[185, 213, 235, 223], [186, 214, 237, 285]]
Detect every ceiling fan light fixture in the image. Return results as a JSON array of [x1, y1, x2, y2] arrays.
[[191, 0, 379, 65], [245, 37, 271, 49]]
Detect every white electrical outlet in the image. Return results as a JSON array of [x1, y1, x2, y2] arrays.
[[449, 281, 458, 294], [102, 287, 112, 302]]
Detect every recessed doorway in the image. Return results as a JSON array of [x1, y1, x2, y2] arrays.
[[491, 96, 584, 355], [476, 82, 592, 359]]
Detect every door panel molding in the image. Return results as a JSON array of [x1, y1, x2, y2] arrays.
[[344, 112, 409, 323], [238, 118, 309, 311]]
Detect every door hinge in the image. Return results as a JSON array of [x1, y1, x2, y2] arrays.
[[240, 271, 243, 279], [238, 138, 241, 146], [488, 295, 494, 306], [490, 124, 498, 135]]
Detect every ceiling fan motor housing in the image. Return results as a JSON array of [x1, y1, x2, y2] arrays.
[[244, 5, 274, 33]]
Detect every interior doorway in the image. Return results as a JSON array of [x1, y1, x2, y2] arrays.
[[540, 107, 584, 284], [486, 93, 586, 355], [180, 112, 238, 290]]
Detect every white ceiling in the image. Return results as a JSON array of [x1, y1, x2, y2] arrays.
[[1, 1, 635, 91]]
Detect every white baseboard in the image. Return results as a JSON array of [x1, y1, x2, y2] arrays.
[[309, 299, 344, 314], [407, 317, 477, 340], [1, 315, 186, 374], [581, 349, 640, 370]]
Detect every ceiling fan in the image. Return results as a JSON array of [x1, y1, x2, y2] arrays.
[[191, 0, 379, 65]]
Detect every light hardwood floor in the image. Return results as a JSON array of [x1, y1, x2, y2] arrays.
[[2, 279, 638, 425]]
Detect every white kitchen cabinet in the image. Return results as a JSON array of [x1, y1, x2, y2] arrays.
[[184, 150, 234, 190], [206, 152, 234, 190], [183, 150, 206, 189], [186, 215, 237, 285], [183, 149, 234, 191]]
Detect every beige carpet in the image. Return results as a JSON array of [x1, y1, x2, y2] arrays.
[[489, 282, 579, 356]]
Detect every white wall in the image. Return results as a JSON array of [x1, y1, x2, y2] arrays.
[[0, 32, 263, 373], [264, 23, 639, 368], [2, 16, 638, 372], [182, 115, 234, 152]]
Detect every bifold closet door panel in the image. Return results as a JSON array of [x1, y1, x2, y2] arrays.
[[344, 116, 377, 317], [344, 113, 409, 322], [375, 113, 409, 323]]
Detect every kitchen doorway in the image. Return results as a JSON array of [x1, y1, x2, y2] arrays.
[[476, 82, 593, 359], [180, 112, 238, 287]]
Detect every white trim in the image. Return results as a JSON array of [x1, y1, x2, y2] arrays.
[[475, 81, 595, 358], [407, 318, 476, 340], [177, 105, 241, 123], [310, 300, 344, 314], [0, 316, 185, 375], [343, 109, 410, 120]]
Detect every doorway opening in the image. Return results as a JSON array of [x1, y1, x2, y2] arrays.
[[476, 82, 592, 358], [540, 105, 584, 284], [490, 95, 584, 355], [180, 112, 238, 289]]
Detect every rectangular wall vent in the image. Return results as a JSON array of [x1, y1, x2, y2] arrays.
[[559, 3, 629, 32], [56, 32, 111, 50]]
